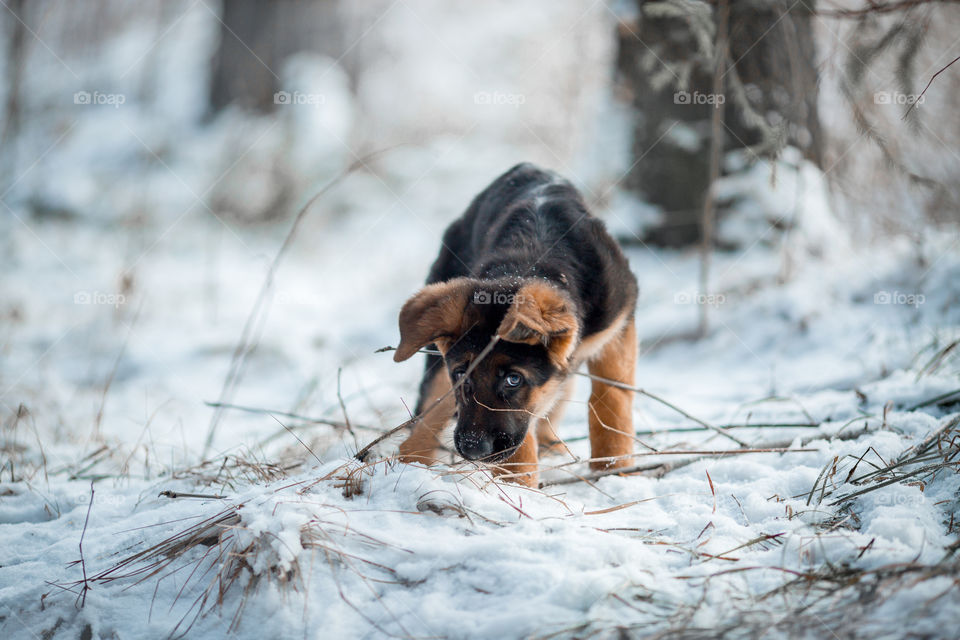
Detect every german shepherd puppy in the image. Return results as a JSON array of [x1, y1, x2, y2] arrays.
[[393, 163, 638, 486]]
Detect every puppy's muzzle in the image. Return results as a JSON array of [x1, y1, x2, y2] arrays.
[[455, 429, 516, 462]]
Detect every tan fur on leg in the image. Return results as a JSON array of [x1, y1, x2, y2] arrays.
[[536, 377, 574, 456], [587, 319, 637, 471], [494, 428, 539, 487], [398, 370, 456, 465]]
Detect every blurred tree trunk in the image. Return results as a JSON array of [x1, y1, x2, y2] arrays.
[[2, 0, 26, 188], [208, 0, 350, 114], [615, 0, 822, 247]]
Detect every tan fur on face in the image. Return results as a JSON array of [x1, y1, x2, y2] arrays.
[[496, 280, 579, 370], [527, 376, 564, 418], [396, 275, 636, 485], [394, 278, 474, 362], [488, 375, 570, 487]]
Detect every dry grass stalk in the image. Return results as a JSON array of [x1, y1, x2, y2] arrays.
[[541, 425, 875, 488], [355, 334, 501, 462], [376, 344, 751, 448], [73, 481, 94, 608], [51, 478, 412, 638], [169, 448, 297, 492], [204, 400, 381, 433], [204, 150, 397, 458], [820, 414, 960, 507], [577, 371, 752, 447]]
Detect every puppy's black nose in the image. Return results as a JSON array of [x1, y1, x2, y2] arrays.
[[456, 433, 493, 461]]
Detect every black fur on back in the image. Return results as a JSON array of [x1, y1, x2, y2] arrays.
[[425, 162, 637, 336], [415, 163, 638, 412]]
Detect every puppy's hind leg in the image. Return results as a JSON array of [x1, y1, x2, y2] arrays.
[[398, 363, 456, 465], [587, 319, 637, 471]]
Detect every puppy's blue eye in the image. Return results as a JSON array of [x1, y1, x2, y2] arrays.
[[504, 372, 523, 387], [452, 367, 466, 381]]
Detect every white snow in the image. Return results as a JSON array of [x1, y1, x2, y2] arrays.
[[2, 2, 959, 639]]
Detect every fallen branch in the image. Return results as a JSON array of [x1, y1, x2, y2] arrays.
[[542, 425, 875, 488], [829, 460, 960, 506], [574, 371, 751, 448], [826, 414, 960, 505], [557, 422, 819, 441], [355, 333, 498, 462], [376, 345, 750, 448], [158, 491, 227, 500], [897, 413, 960, 462], [542, 447, 818, 487], [905, 388, 960, 411]]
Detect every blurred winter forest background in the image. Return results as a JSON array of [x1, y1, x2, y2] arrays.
[[2, 0, 959, 478]]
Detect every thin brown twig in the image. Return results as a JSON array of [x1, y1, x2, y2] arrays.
[[203, 401, 379, 432], [542, 425, 874, 487], [540, 448, 817, 488], [559, 422, 819, 442], [698, 0, 729, 339], [93, 304, 142, 439], [354, 335, 501, 462], [336, 367, 358, 448], [267, 414, 322, 465], [203, 149, 396, 458], [159, 491, 227, 500], [902, 53, 960, 119], [829, 460, 960, 505], [823, 415, 960, 504], [76, 481, 94, 608], [816, 0, 960, 18], [574, 371, 751, 447], [901, 413, 960, 457], [378, 344, 752, 447]]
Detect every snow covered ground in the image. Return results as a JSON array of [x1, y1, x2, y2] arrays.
[[2, 2, 960, 639], [2, 170, 958, 638]]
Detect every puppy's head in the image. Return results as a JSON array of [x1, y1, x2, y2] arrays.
[[394, 278, 578, 463]]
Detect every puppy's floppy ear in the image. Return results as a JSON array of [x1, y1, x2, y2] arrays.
[[496, 280, 579, 370], [394, 278, 473, 362]]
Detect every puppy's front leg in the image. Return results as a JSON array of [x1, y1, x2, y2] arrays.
[[398, 369, 456, 465], [493, 429, 539, 487], [587, 320, 637, 471], [536, 377, 575, 456]]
